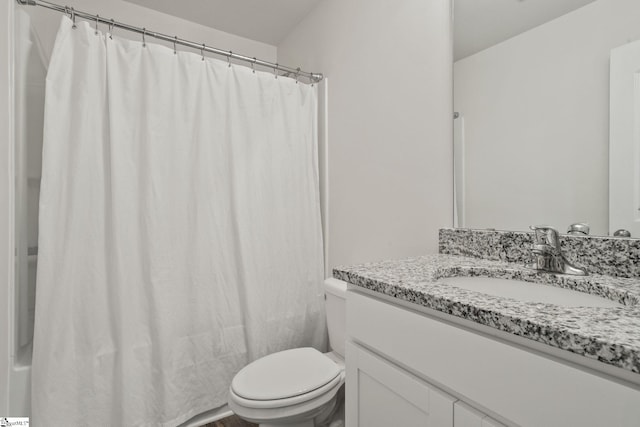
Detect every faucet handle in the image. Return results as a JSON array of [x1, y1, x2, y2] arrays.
[[529, 225, 588, 276], [529, 225, 561, 250]]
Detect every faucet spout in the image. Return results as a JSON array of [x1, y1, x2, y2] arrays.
[[529, 225, 587, 276]]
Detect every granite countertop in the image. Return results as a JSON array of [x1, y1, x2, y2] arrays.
[[333, 254, 640, 375]]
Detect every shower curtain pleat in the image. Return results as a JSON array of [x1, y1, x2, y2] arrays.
[[32, 17, 325, 427]]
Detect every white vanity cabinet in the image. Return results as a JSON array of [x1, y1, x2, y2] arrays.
[[346, 341, 457, 426], [345, 288, 640, 427], [346, 341, 504, 427]]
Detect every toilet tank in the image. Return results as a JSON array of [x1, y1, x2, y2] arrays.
[[324, 278, 347, 358]]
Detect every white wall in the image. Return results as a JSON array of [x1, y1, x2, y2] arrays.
[[20, 0, 276, 63], [454, 0, 640, 235], [278, 0, 454, 270]]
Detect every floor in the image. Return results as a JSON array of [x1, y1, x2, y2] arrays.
[[204, 414, 258, 427]]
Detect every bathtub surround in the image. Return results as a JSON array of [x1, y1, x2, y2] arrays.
[[439, 227, 640, 278], [32, 17, 324, 426], [0, 1, 15, 414], [334, 228, 640, 377]]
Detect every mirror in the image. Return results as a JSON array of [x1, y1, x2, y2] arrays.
[[452, 0, 640, 236]]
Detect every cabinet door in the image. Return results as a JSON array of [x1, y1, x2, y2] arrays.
[[454, 401, 505, 427], [346, 341, 456, 427]]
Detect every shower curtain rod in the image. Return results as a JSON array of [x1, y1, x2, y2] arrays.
[[16, 0, 324, 83]]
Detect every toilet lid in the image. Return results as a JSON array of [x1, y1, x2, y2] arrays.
[[231, 347, 341, 401]]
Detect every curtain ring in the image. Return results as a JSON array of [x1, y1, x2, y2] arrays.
[[69, 7, 77, 29], [94, 14, 99, 35], [142, 28, 146, 48], [273, 63, 278, 79], [173, 36, 177, 55], [251, 57, 256, 74], [227, 51, 232, 68], [201, 44, 205, 61], [295, 67, 301, 84], [109, 19, 114, 39]]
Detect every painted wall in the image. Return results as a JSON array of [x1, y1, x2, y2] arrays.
[[19, 0, 276, 63], [278, 0, 454, 270], [454, 0, 640, 235]]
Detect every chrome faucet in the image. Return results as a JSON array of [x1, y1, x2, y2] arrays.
[[529, 225, 587, 276]]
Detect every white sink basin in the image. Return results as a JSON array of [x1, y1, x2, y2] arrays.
[[439, 276, 622, 308]]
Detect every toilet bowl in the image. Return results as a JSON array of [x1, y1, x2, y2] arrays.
[[228, 348, 345, 427], [228, 279, 347, 427]]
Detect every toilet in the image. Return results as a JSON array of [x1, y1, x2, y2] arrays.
[[228, 278, 347, 427]]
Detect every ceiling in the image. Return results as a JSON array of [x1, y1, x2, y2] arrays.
[[126, 0, 598, 58], [125, 0, 324, 46], [454, 0, 598, 61]]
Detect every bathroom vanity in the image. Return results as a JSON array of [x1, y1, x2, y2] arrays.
[[336, 229, 640, 427]]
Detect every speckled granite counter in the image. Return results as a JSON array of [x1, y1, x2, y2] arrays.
[[334, 254, 640, 375]]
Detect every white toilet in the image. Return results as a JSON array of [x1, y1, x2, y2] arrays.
[[228, 278, 347, 427]]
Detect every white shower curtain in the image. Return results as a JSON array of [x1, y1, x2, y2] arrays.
[[32, 17, 325, 427]]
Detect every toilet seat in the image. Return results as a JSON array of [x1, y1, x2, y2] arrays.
[[228, 375, 344, 426], [230, 347, 343, 409], [230, 371, 343, 409]]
